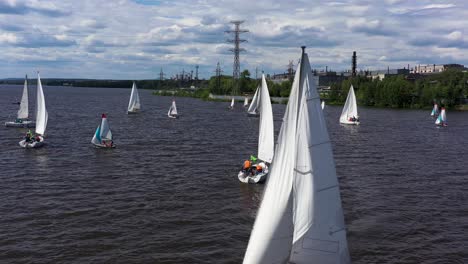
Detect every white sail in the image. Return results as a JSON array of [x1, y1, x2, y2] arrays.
[[230, 97, 235, 108], [321, 100, 325, 110], [35, 73, 48, 136], [168, 100, 178, 116], [431, 104, 438, 116], [127, 82, 141, 112], [244, 47, 350, 264], [244, 97, 249, 107], [100, 114, 112, 140], [339, 85, 358, 123], [436, 108, 446, 125], [17, 77, 29, 119], [257, 74, 274, 163], [247, 86, 260, 113]]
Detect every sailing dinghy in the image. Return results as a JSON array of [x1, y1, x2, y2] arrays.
[[19, 73, 48, 148], [431, 103, 439, 117], [229, 97, 235, 109], [168, 100, 179, 119], [238, 74, 274, 184], [321, 100, 325, 110], [127, 82, 141, 114], [340, 85, 359, 125], [247, 86, 260, 116], [244, 97, 249, 107], [435, 107, 447, 127], [91, 114, 115, 148], [243, 47, 350, 263], [5, 75, 35, 128]]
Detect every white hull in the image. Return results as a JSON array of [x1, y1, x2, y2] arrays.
[[238, 171, 268, 184], [127, 109, 140, 114], [19, 136, 44, 148], [238, 163, 269, 184], [247, 112, 259, 117], [340, 120, 360, 125], [168, 114, 178, 119], [5, 120, 35, 128]]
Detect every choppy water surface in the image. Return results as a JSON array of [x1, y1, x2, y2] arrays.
[[0, 85, 467, 263]]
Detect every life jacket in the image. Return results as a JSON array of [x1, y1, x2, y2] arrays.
[[256, 164, 262, 171], [243, 160, 251, 169]]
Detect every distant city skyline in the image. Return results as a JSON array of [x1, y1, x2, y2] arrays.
[[0, 0, 466, 79]]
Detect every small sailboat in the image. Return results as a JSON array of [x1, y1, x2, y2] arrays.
[[435, 107, 447, 127], [243, 47, 350, 263], [244, 97, 249, 107], [5, 75, 35, 128], [321, 100, 325, 110], [431, 103, 439, 117], [127, 82, 141, 114], [238, 74, 274, 184], [168, 100, 178, 119], [229, 97, 235, 109], [247, 86, 260, 116], [340, 84, 359, 125], [19, 73, 48, 148], [91, 114, 115, 148]]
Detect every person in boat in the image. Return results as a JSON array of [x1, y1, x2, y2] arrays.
[[15, 118, 23, 123], [242, 159, 252, 175], [102, 139, 113, 148], [255, 164, 263, 174], [24, 132, 32, 142]]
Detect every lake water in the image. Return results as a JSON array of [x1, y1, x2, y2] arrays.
[[0, 85, 467, 263]]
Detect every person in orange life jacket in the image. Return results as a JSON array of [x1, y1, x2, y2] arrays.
[[255, 164, 263, 174], [242, 159, 252, 174]]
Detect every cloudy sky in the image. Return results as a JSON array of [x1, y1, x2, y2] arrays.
[[0, 0, 467, 79]]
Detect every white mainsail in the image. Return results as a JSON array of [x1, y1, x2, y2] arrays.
[[244, 97, 249, 107], [230, 97, 235, 108], [339, 85, 358, 124], [168, 100, 178, 116], [17, 76, 29, 119], [35, 73, 48, 136], [435, 108, 446, 125], [247, 86, 260, 114], [321, 100, 325, 110], [257, 73, 274, 163], [243, 47, 350, 264], [127, 82, 141, 112]]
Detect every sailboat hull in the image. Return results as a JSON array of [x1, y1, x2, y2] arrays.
[[5, 120, 36, 128], [127, 109, 140, 114], [19, 136, 44, 148], [340, 120, 360, 125], [168, 114, 178, 119], [238, 164, 269, 184], [92, 143, 116, 148], [247, 112, 259, 117]]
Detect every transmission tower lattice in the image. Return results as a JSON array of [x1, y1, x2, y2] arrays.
[[225, 20, 248, 95]]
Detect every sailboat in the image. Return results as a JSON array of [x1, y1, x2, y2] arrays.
[[321, 100, 325, 110], [435, 107, 447, 127], [339, 85, 359, 125], [5, 75, 35, 128], [168, 100, 178, 119], [431, 103, 439, 117], [244, 97, 249, 107], [91, 114, 115, 148], [238, 73, 274, 184], [229, 97, 235, 109], [127, 81, 141, 114], [243, 47, 350, 263], [247, 85, 260, 116], [19, 73, 48, 148]]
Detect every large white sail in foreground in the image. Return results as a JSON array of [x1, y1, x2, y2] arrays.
[[243, 47, 350, 264]]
